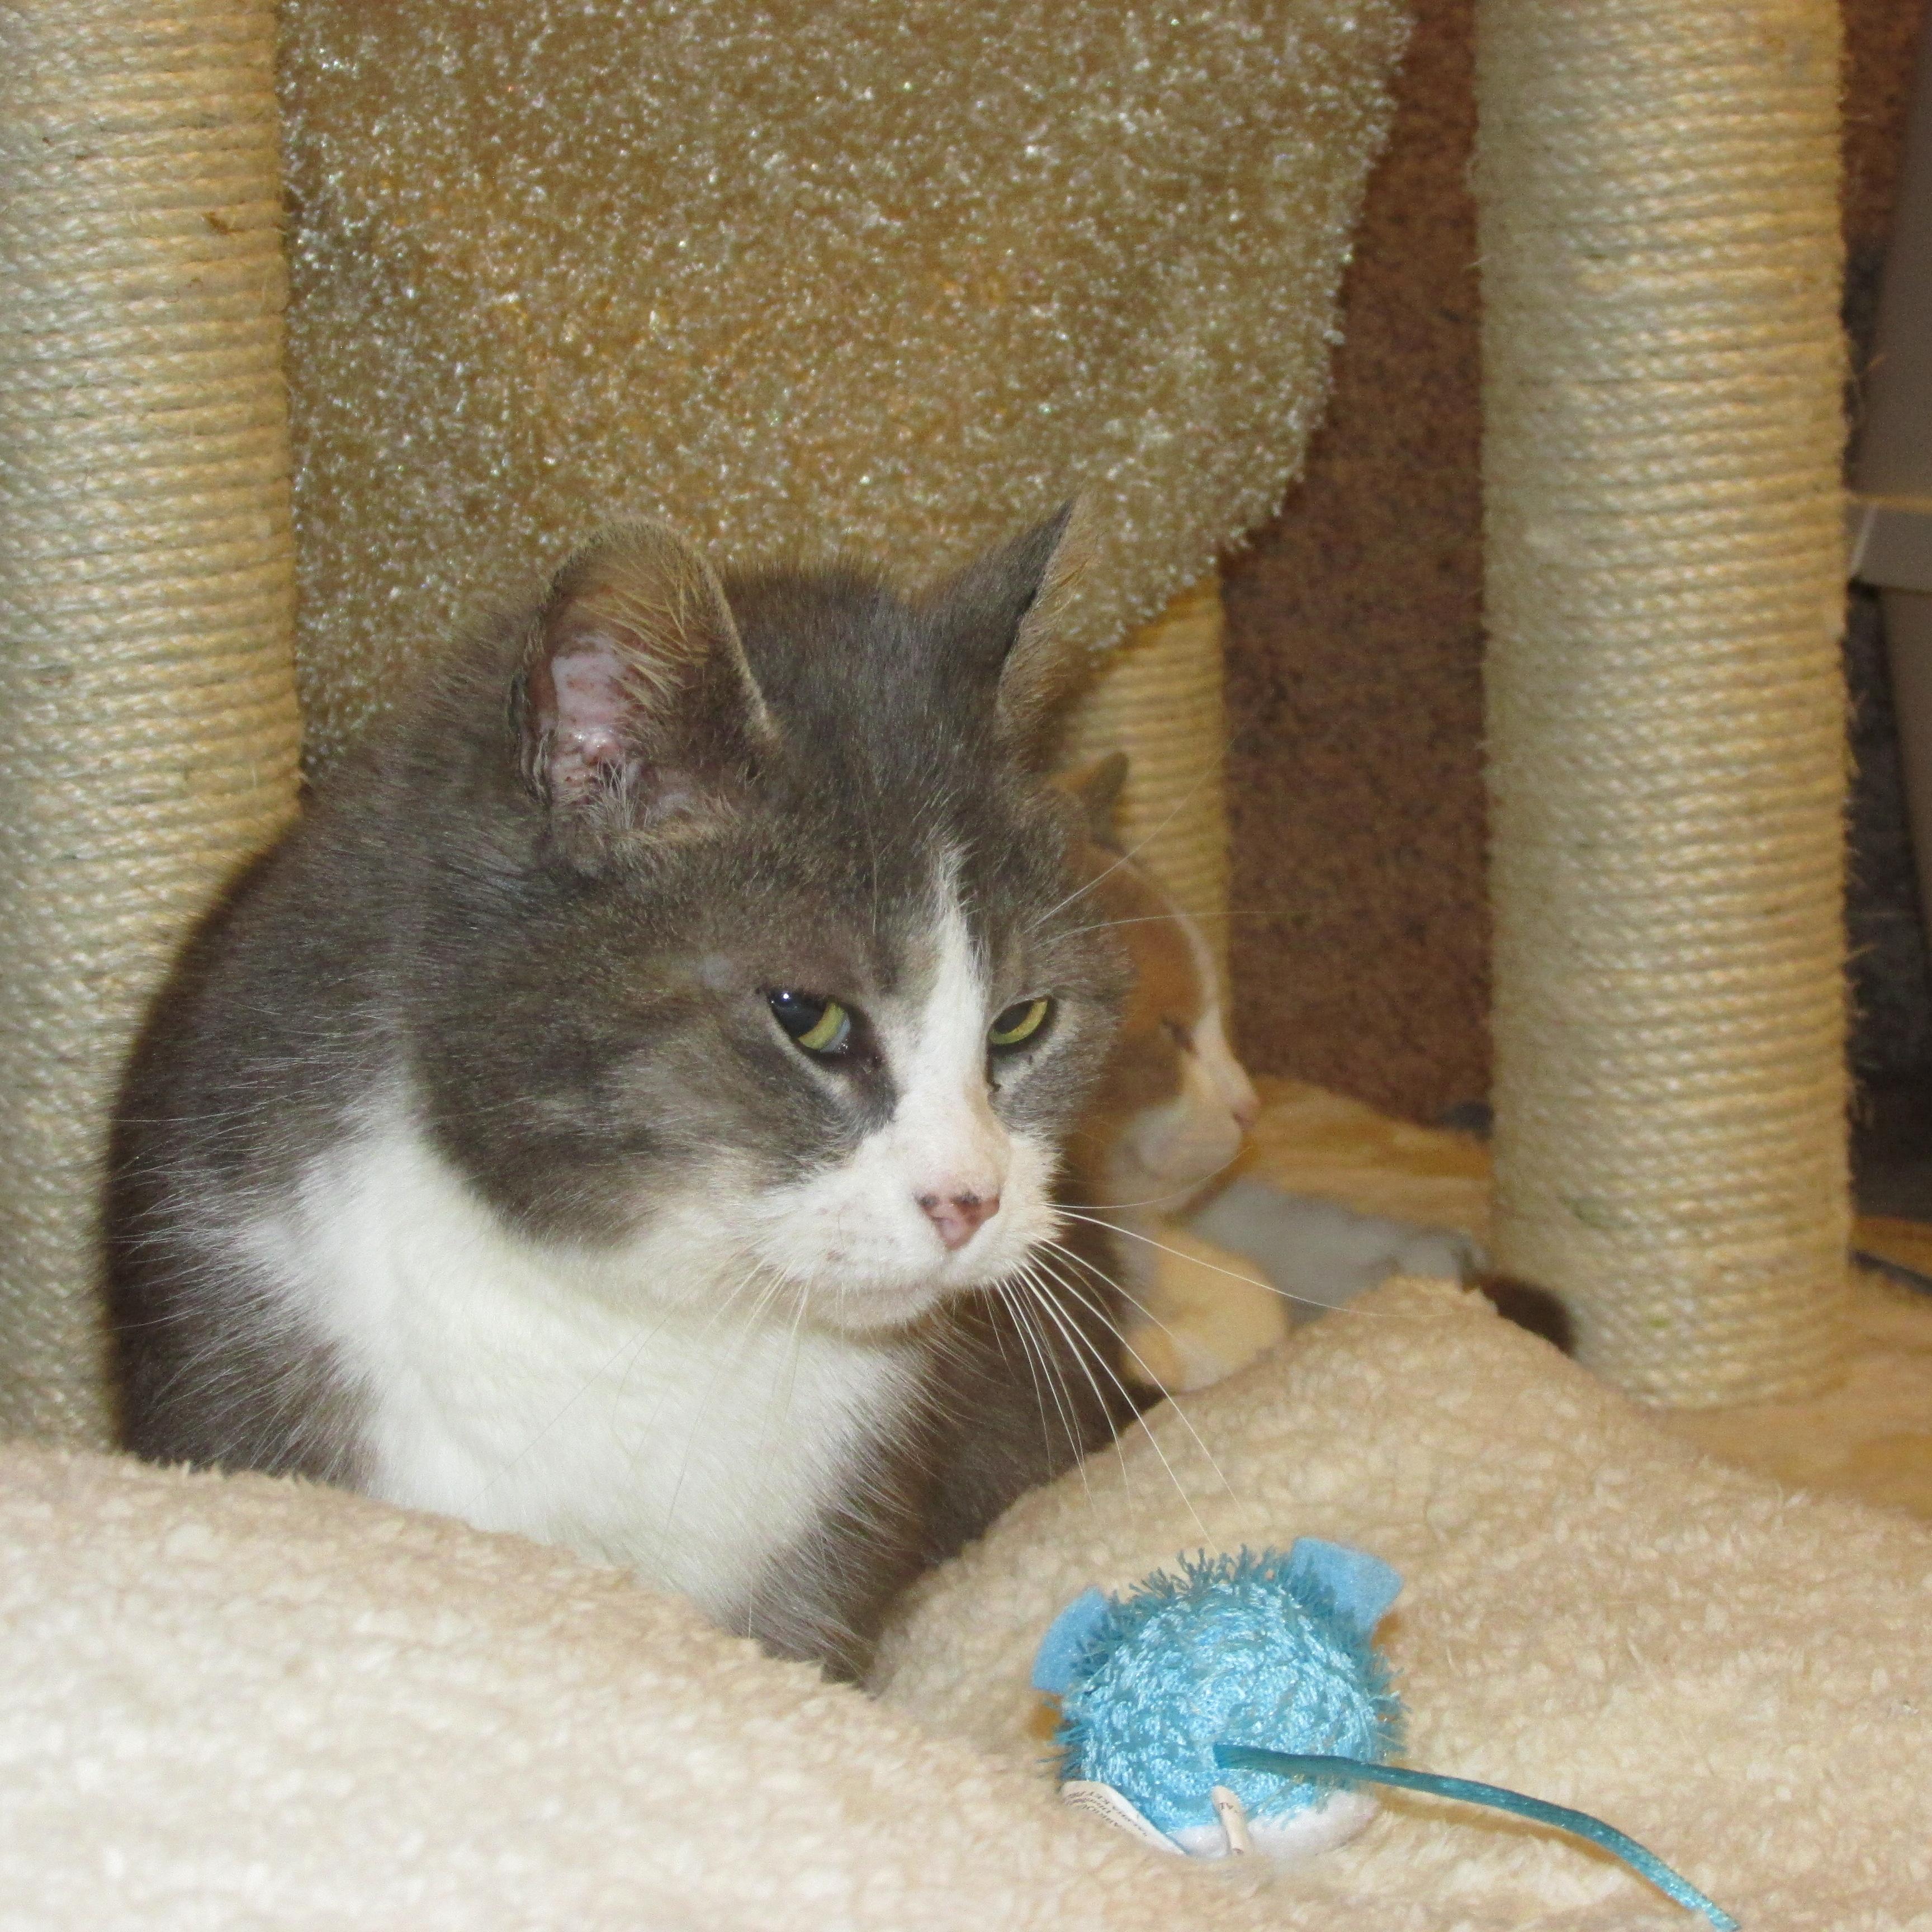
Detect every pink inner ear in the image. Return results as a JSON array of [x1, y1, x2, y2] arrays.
[[545, 640, 636, 799]]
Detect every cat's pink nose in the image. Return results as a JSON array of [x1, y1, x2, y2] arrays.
[[918, 1190, 1000, 1251], [1232, 1088, 1261, 1132]]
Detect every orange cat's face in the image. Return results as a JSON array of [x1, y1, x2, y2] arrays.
[[1071, 835, 1259, 1209]]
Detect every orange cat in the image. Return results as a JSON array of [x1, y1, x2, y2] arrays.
[[1057, 758, 1287, 1391], [1062, 755, 1478, 1393]]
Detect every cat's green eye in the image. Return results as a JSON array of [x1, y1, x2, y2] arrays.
[[768, 991, 851, 1056], [988, 997, 1052, 1050]]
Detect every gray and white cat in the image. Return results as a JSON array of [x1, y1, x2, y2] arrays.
[[106, 512, 1133, 1677]]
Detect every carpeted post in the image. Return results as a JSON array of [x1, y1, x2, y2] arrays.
[[0, 1, 302, 1445], [1477, 0, 1850, 1404]]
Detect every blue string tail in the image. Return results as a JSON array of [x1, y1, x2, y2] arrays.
[[1212, 1746, 1739, 1932]]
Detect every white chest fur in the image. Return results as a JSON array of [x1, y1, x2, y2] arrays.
[[240, 1096, 924, 1625]]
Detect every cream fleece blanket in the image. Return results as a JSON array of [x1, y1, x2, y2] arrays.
[[4, 1279, 1927, 1929]]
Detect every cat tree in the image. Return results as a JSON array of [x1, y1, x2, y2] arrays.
[[1, 0, 1409, 1446], [0, 0, 1848, 1449], [7, 4, 1923, 1926]]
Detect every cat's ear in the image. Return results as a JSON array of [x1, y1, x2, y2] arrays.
[[922, 501, 1092, 756], [1058, 751, 1130, 850], [514, 522, 771, 832]]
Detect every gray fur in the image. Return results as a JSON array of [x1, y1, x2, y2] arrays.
[[106, 513, 1131, 1676]]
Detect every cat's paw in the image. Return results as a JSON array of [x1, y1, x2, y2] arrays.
[[1116, 1221, 1290, 1394], [1388, 1227, 1484, 1283], [1183, 1178, 1483, 1320]]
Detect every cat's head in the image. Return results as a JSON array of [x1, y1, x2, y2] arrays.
[[409, 512, 1126, 1333], [1060, 755, 1259, 1209]]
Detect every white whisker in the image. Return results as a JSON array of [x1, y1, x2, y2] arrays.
[[1020, 1264, 1133, 1458], [1052, 1140, 1250, 1211], [1057, 1209, 1395, 1318], [1024, 769, 1213, 934], [1018, 1261, 1210, 1536], [997, 1276, 1092, 1497], [1054, 907, 1289, 942], [1011, 1261, 1144, 1510], [1030, 1243, 1233, 1509]]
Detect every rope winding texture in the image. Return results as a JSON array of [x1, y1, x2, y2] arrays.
[[1064, 579, 1232, 987], [0, 1, 302, 1446], [1478, 0, 1849, 1405]]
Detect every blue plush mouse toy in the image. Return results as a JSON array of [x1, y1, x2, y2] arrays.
[[1032, 1540, 1736, 1930]]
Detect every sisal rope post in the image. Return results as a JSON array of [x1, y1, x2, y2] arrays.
[[1063, 578, 1233, 987], [0, 2, 302, 1446], [1477, 0, 1850, 1406]]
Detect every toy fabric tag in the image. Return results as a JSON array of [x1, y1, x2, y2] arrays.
[[1208, 1785, 1252, 1855], [1059, 1781, 1183, 1854]]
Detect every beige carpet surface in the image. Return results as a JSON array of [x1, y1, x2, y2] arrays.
[[878, 1277, 1932, 1930], [4, 1278, 1928, 1928], [1241, 1074, 1932, 1521]]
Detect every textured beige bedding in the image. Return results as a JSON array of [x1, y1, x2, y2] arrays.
[[1240, 1074, 1932, 1522], [4, 1276, 1926, 1929]]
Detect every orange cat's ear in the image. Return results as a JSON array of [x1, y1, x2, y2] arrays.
[[514, 521, 772, 834], [1058, 750, 1130, 850]]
